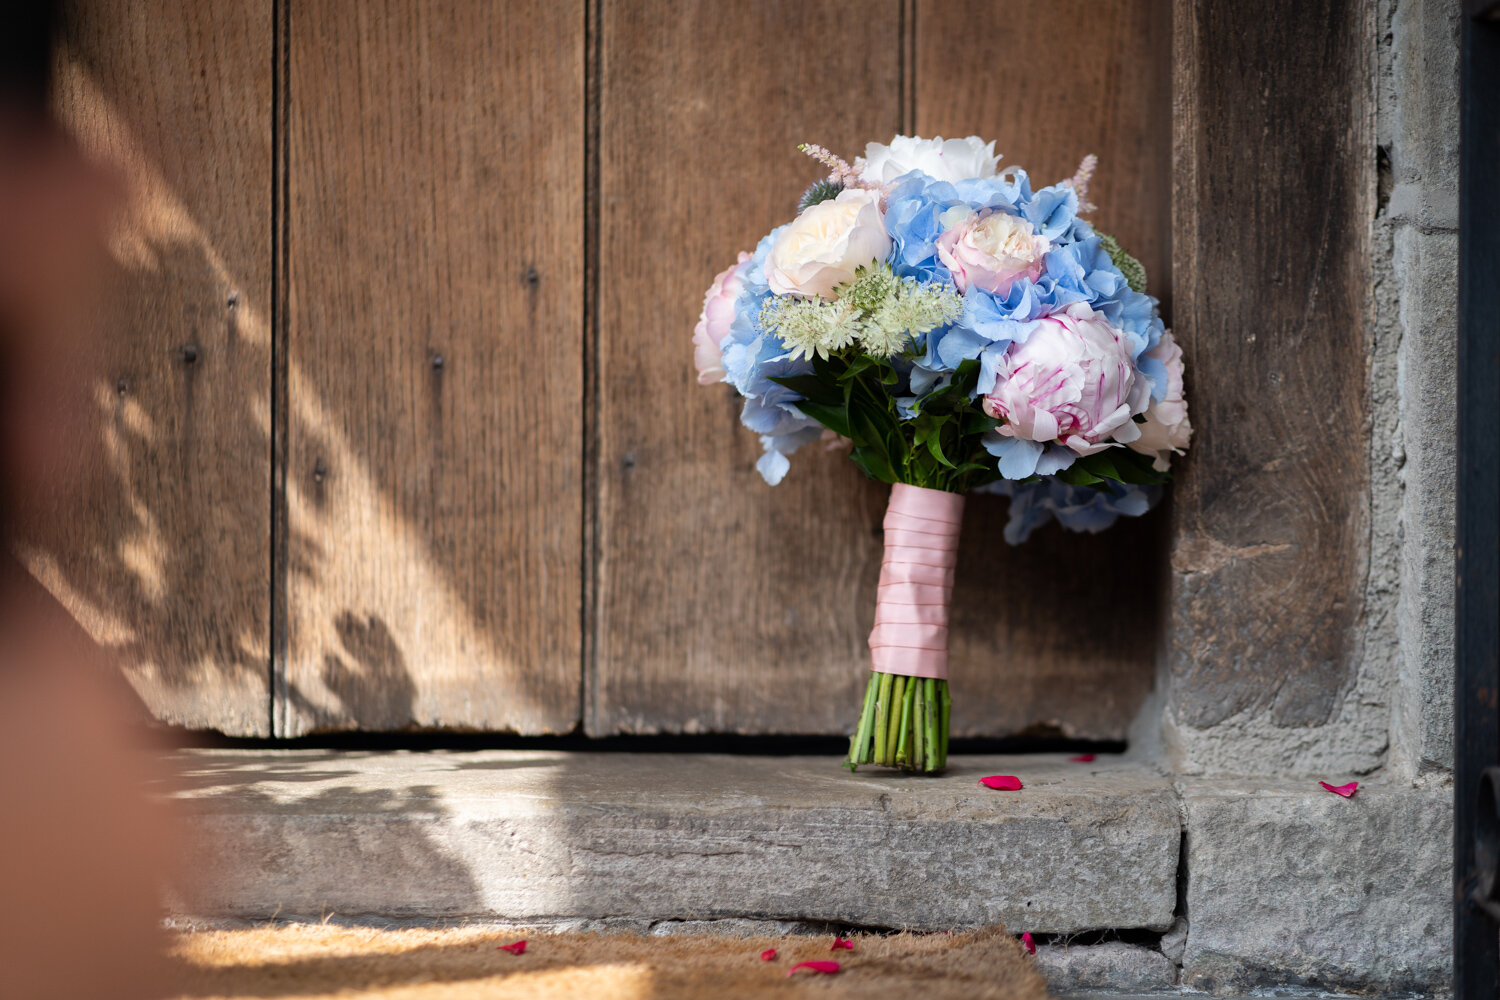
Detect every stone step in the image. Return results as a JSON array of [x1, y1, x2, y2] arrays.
[[164, 750, 1180, 935]]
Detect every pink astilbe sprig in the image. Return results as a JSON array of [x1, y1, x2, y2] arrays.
[[798, 143, 882, 190], [1065, 153, 1099, 215]]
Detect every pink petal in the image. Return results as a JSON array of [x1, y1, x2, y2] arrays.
[[760, 948, 777, 962], [1319, 780, 1359, 798], [787, 961, 841, 977], [497, 940, 527, 955], [1021, 932, 1036, 955], [1069, 754, 1095, 762], [980, 775, 1024, 791], [830, 937, 854, 951]]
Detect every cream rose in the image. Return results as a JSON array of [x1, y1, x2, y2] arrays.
[[935, 207, 1050, 295], [765, 188, 891, 300], [857, 135, 1001, 186]]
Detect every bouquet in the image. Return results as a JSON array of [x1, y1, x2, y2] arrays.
[[692, 135, 1191, 773]]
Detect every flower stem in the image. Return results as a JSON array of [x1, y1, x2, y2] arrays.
[[923, 678, 939, 772], [939, 681, 951, 767], [848, 671, 951, 773], [885, 674, 906, 764], [896, 677, 916, 766], [906, 683, 918, 773], [847, 673, 879, 769], [873, 671, 894, 768]]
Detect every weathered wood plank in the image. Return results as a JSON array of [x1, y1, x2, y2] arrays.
[[916, 0, 1172, 738], [1169, 0, 1371, 726], [283, 0, 584, 733], [591, 0, 903, 734], [27, 0, 274, 735]]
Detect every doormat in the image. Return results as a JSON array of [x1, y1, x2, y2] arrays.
[[168, 923, 1049, 999]]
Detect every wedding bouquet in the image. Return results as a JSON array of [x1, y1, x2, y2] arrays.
[[693, 136, 1190, 772]]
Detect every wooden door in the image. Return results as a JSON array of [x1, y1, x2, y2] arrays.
[[590, 0, 1172, 739], [32, 0, 1366, 745], [279, 0, 584, 735], [32, 0, 274, 736]]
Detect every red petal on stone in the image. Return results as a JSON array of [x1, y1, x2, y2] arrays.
[[980, 775, 1024, 790], [831, 937, 854, 951], [1319, 780, 1359, 798], [497, 940, 527, 955], [760, 948, 778, 961], [1021, 932, 1036, 955], [787, 961, 841, 977], [1069, 754, 1095, 762]]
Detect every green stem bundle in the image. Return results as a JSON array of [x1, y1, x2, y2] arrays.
[[845, 670, 950, 773]]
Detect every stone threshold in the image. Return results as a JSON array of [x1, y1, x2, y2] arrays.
[[165, 750, 1179, 934], [160, 749, 1451, 995]]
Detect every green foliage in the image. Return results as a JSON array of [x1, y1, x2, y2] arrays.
[[1098, 232, 1148, 294], [797, 178, 844, 212], [769, 348, 1171, 495], [1052, 447, 1169, 488]]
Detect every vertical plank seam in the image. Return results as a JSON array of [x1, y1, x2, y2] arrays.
[[901, 0, 916, 135], [269, 0, 291, 737], [581, 0, 602, 736]]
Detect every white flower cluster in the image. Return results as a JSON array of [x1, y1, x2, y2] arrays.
[[760, 265, 961, 362]]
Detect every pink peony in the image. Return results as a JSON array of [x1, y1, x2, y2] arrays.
[[692, 251, 751, 385], [1127, 331, 1192, 471], [982, 303, 1149, 455], [935, 208, 1049, 295]]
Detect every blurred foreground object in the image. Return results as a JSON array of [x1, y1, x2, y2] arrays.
[[0, 2, 174, 997]]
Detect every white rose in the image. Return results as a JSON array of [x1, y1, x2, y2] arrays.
[[766, 189, 891, 300], [857, 135, 1001, 186]]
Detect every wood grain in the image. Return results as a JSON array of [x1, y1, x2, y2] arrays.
[[916, 0, 1172, 738], [1169, 0, 1371, 726], [283, 0, 584, 734], [591, 0, 902, 734], [28, 0, 274, 735]]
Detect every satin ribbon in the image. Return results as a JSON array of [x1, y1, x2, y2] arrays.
[[867, 483, 965, 679]]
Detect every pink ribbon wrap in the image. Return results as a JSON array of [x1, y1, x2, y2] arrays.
[[867, 483, 965, 680]]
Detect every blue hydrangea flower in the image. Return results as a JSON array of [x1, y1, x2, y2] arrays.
[[715, 225, 823, 483], [884, 170, 1167, 410], [978, 478, 1161, 545]]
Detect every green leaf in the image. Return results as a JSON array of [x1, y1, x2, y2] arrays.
[[925, 430, 956, 470], [766, 373, 841, 405], [849, 445, 897, 484], [794, 399, 852, 439], [1072, 447, 1169, 486], [951, 358, 981, 395], [1083, 451, 1122, 482], [849, 389, 906, 478], [962, 409, 1001, 436], [913, 414, 956, 470], [839, 355, 877, 381], [909, 446, 939, 485], [1055, 464, 1105, 487], [1109, 448, 1172, 485]]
